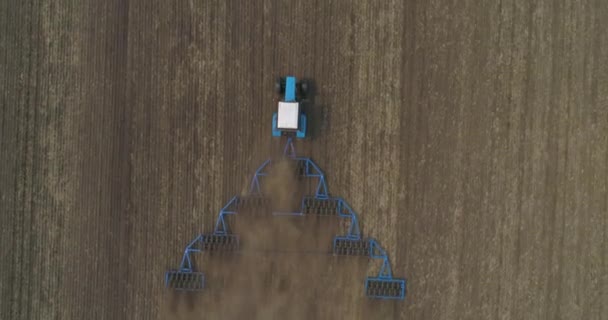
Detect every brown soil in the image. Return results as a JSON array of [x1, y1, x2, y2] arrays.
[[1, 0, 607, 319]]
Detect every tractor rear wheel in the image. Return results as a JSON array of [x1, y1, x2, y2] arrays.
[[300, 81, 309, 96], [275, 78, 282, 94]]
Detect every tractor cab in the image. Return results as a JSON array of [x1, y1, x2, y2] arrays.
[[272, 76, 307, 138]]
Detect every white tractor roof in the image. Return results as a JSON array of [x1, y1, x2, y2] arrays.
[[277, 101, 300, 130]]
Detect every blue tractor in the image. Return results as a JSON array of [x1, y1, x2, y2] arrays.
[[272, 76, 308, 138]]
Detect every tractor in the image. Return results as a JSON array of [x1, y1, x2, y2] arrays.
[[272, 76, 308, 138]]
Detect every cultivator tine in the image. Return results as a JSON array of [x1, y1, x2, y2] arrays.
[[333, 237, 371, 256], [365, 278, 406, 300], [165, 271, 205, 291], [302, 197, 339, 215], [203, 234, 239, 251], [235, 196, 270, 214]]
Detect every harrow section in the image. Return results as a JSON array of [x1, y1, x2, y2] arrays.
[[201, 234, 239, 251], [333, 238, 370, 256], [165, 271, 205, 291], [302, 197, 339, 215], [365, 278, 406, 300]]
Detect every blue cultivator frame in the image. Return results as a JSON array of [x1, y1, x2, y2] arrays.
[[165, 137, 407, 300], [165, 235, 207, 291], [365, 239, 407, 300], [248, 138, 328, 201], [165, 199, 241, 291], [329, 198, 406, 300]]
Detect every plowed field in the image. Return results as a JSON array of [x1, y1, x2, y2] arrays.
[[1, 1, 606, 319]]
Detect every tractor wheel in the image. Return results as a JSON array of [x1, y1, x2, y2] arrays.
[[275, 78, 282, 94], [300, 81, 309, 96]]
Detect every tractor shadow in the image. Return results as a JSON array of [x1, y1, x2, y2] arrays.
[[299, 78, 329, 141]]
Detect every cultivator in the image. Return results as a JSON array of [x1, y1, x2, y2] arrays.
[[165, 76, 406, 300], [165, 138, 407, 300]]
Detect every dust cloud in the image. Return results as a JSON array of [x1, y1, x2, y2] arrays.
[[161, 156, 375, 319], [262, 158, 302, 213]]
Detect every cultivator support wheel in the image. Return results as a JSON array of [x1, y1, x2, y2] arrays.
[[165, 271, 205, 291], [365, 277, 406, 300]]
